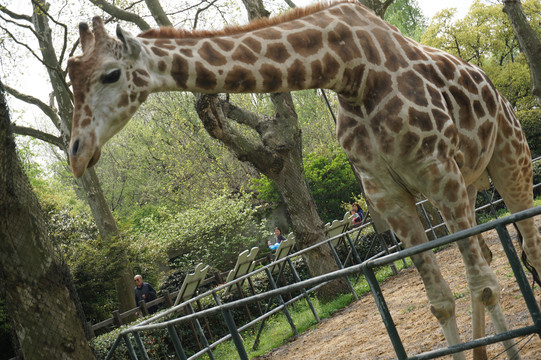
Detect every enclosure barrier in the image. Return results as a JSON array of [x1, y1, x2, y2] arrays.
[[91, 157, 541, 339], [105, 205, 541, 360]]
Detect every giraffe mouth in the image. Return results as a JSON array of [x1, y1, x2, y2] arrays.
[[70, 146, 101, 178]]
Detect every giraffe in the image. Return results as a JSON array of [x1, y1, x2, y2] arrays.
[[67, 1, 541, 359]]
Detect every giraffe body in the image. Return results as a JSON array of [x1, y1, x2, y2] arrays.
[[68, 2, 540, 359]]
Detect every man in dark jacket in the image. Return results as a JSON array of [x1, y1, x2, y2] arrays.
[[134, 274, 158, 314]]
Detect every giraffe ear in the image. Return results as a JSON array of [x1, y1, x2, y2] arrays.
[[116, 25, 141, 59]]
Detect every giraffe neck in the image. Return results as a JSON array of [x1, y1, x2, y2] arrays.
[[136, 2, 381, 98]]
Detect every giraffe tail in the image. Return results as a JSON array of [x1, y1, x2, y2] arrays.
[[514, 223, 541, 288]]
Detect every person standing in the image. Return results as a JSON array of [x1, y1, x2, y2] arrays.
[[134, 274, 158, 315]]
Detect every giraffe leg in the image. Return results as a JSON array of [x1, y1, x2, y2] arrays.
[[362, 182, 466, 360], [488, 157, 541, 287], [433, 168, 520, 360]]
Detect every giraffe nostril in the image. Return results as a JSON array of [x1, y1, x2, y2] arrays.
[[71, 139, 80, 157]]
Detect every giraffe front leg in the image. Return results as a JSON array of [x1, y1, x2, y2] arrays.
[[363, 186, 466, 360], [445, 216, 521, 360]]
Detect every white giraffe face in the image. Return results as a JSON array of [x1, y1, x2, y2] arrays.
[[68, 18, 146, 178]]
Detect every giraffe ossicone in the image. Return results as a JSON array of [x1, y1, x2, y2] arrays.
[[68, 1, 541, 359]]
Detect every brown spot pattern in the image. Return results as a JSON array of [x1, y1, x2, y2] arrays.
[[253, 28, 282, 40], [157, 61, 167, 72], [401, 131, 420, 155], [199, 42, 227, 66], [327, 23, 361, 63], [171, 54, 188, 88], [287, 29, 323, 57], [373, 28, 408, 72], [265, 43, 290, 63], [449, 86, 474, 130], [213, 38, 235, 52], [398, 71, 428, 107], [224, 66, 256, 92], [435, 55, 456, 80], [432, 109, 450, 132], [477, 120, 494, 151], [473, 100, 485, 118], [242, 37, 262, 53], [363, 70, 393, 114], [287, 59, 307, 90], [260, 64, 283, 92], [151, 47, 168, 57], [414, 63, 445, 88], [195, 62, 217, 90], [443, 178, 460, 202], [232, 44, 258, 64], [481, 86, 497, 116], [132, 69, 149, 87], [337, 113, 358, 143], [356, 30, 381, 65], [118, 93, 129, 107], [458, 70, 478, 95], [409, 107, 433, 132]]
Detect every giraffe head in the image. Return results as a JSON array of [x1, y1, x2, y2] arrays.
[[68, 17, 147, 177]]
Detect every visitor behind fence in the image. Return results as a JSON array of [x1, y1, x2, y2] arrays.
[[350, 203, 364, 227], [134, 274, 158, 315], [268, 227, 286, 250]]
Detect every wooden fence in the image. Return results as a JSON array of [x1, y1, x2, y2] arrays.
[[87, 254, 273, 339]]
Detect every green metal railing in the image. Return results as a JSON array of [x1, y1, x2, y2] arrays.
[[105, 204, 541, 360]]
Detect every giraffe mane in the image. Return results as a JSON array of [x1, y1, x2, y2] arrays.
[[138, 0, 353, 39]]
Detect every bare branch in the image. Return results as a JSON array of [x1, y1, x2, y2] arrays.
[[220, 100, 269, 135], [4, 83, 63, 132], [144, 0, 172, 27], [31, 0, 69, 65], [0, 6, 32, 22], [88, 0, 152, 31], [193, 0, 219, 29], [12, 124, 63, 149]]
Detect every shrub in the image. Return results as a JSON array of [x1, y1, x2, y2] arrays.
[[517, 109, 541, 158]]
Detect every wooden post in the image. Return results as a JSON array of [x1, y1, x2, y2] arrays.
[[163, 290, 174, 308], [87, 321, 95, 339], [139, 300, 149, 316], [214, 271, 223, 284], [112, 310, 123, 327]]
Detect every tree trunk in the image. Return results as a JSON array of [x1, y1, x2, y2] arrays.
[[503, 0, 541, 98], [0, 82, 95, 359], [31, 0, 135, 313]]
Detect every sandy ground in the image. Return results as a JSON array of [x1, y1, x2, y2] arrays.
[[256, 217, 541, 360]]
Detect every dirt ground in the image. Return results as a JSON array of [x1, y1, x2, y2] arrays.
[[256, 217, 541, 360]]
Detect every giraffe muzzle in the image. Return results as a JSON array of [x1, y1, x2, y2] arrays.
[[69, 138, 102, 178]]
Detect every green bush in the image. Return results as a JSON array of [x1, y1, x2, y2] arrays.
[[130, 191, 268, 273], [517, 109, 541, 158]]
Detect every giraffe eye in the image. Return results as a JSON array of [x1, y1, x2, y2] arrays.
[[101, 69, 121, 84]]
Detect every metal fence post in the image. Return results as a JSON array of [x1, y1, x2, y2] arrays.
[[133, 332, 149, 360], [167, 325, 188, 360], [328, 241, 358, 300], [495, 223, 541, 334], [287, 258, 320, 322], [123, 334, 139, 360], [187, 302, 215, 360], [361, 262, 407, 360], [213, 292, 248, 360]]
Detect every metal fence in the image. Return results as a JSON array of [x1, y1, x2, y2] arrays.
[[103, 158, 541, 360]]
